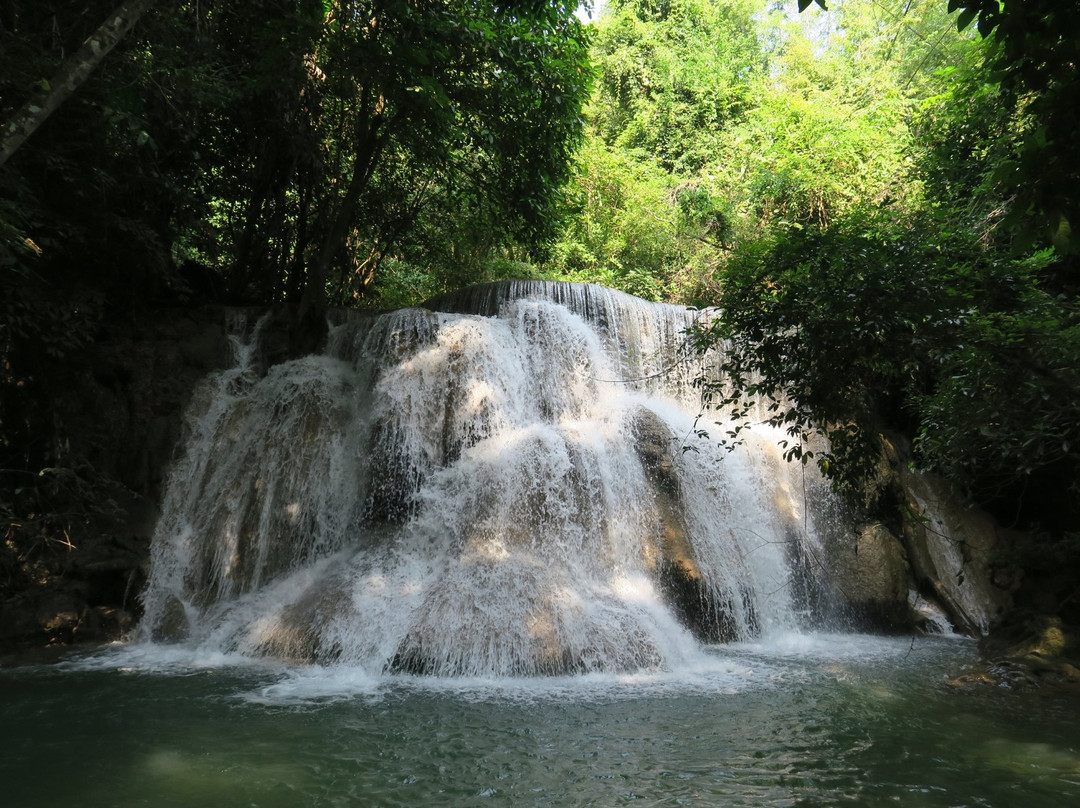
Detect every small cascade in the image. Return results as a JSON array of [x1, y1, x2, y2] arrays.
[[425, 281, 710, 400], [140, 282, 851, 675], [908, 589, 955, 635]]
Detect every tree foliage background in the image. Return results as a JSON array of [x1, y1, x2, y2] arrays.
[[542, 0, 1079, 547]]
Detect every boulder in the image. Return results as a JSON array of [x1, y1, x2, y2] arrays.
[[899, 469, 1012, 635], [150, 594, 190, 643], [827, 522, 915, 631]]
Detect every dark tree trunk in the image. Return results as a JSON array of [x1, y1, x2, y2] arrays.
[[301, 87, 388, 311], [0, 0, 154, 168]]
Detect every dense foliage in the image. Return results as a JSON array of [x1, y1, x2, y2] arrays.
[[543, 0, 1080, 538], [692, 0, 1080, 529], [691, 216, 1078, 516], [1, 1, 592, 307], [946, 0, 1080, 250]]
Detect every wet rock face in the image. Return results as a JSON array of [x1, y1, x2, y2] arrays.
[[385, 586, 667, 678], [629, 406, 758, 643], [150, 595, 190, 644], [899, 469, 1013, 635], [829, 523, 915, 632]]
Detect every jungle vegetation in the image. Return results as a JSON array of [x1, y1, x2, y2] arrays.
[[548, 0, 1080, 544], [2, 1, 1078, 601]]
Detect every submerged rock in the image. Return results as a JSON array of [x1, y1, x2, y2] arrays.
[[977, 613, 1080, 689]]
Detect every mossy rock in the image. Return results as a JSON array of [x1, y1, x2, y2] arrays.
[[979, 613, 1080, 688]]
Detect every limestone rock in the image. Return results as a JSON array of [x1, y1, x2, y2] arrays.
[[150, 594, 190, 643], [629, 406, 757, 642], [828, 522, 915, 631], [899, 469, 1012, 635]]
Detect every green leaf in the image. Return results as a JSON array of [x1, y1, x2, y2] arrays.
[[955, 8, 977, 32]]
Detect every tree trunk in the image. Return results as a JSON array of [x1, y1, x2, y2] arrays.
[[0, 0, 155, 168], [301, 89, 387, 310]]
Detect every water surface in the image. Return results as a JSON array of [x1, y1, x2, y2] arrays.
[[3, 634, 1078, 807]]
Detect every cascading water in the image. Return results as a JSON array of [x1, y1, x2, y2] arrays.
[[139, 282, 839, 676]]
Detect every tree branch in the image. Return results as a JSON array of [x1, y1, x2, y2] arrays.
[[0, 0, 154, 168]]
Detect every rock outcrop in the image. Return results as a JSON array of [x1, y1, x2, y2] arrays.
[[630, 406, 758, 642], [897, 467, 1013, 635], [827, 522, 914, 631]]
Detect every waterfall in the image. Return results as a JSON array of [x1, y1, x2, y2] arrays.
[[139, 282, 840, 676]]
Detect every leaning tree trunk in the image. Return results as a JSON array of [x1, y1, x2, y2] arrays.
[[0, 0, 155, 168]]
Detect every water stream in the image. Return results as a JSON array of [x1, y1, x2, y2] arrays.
[[139, 282, 839, 674]]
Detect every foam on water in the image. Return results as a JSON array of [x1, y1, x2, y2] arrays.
[[59, 630, 972, 711]]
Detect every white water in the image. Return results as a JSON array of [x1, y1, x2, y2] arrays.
[[139, 282, 841, 677]]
